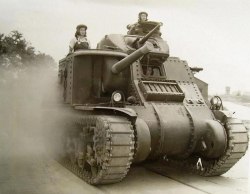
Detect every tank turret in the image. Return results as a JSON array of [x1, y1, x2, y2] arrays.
[[99, 22, 169, 92], [109, 22, 163, 75]]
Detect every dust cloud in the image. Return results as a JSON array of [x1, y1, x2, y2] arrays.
[[0, 64, 103, 194], [0, 65, 62, 161]]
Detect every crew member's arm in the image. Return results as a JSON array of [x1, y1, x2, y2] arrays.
[[87, 39, 91, 49], [69, 38, 76, 53]]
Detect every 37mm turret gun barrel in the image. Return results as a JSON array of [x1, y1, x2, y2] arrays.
[[138, 22, 162, 45], [111, 42, 154, 74]]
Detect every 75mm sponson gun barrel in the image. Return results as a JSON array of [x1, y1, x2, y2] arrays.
[[111, 42, 154, 74]]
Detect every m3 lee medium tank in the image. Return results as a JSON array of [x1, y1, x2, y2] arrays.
[[57, 21, 248, 185]]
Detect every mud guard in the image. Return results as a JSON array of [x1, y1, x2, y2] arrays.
[[74, 106, 137, 124]]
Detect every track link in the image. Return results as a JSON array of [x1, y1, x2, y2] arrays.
[[58, 115, 135, 185]]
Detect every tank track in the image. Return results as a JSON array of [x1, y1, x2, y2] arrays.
[[58, 115, 135, 185], [149, 118, 249, 176], [195, 118, 249, 176]]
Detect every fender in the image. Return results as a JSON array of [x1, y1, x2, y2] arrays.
[[74, 106, 137, 124]]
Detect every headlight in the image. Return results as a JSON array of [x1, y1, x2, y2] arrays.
[[113, 92, 122, 102], [211, 97, 221, 107], [210, 96, 223, 110]]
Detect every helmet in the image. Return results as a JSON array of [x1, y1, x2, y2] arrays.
[[76, 24, 87, 30], [139, 12, 148, 17]]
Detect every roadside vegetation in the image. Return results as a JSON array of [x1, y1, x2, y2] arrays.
[[0, 30, 56, 82]]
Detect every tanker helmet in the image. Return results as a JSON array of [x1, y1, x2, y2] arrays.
[[139, 11, 148, 17], [138, 11, 148, 22]]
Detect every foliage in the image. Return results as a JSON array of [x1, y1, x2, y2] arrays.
[[0, 30, 56, 70]]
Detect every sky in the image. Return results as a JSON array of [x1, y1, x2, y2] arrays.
[[0, 0, 250, 94]]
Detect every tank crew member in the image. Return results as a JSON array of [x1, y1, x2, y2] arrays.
[[69, 24, 91, 53], [128, 12, 162, 37], [145, 66, 153, 76], [144, 66, 161, 76], [127, 11, 148, 34]]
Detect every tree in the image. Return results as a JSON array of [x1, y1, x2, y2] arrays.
[[0, 30, 56, 70]]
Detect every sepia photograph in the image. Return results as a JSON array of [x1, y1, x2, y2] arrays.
[[0, 0, 249, 193]]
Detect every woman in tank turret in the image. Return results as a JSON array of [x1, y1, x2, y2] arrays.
[[69, 24, 91, 53], [127, 12, 148, 34]]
